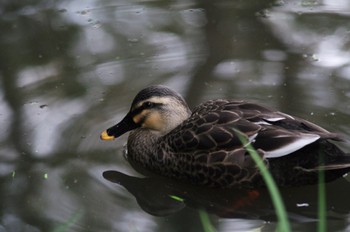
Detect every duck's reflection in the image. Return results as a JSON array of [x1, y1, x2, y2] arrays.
[[103, 170, 350, 221]]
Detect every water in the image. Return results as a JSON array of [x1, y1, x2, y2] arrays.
[[1, 0, 350, 231]]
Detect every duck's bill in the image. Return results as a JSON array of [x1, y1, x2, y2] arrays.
[[100, 113, 139, 141], [100, 130, 115, 140]]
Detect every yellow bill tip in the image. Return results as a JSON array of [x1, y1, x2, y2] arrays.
[[100, 130, 115, 140]]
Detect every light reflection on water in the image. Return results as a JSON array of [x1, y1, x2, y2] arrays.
[[1, 0, 350, 231]]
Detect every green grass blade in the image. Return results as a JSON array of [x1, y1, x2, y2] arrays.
[[237, 133, 291, 232], [199, 209, 216, 232], [51, 209, 84, 232], [169, 195, 184, 202], [317, 151, 326, 232]]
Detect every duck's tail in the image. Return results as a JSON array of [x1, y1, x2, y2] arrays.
[[295, 154, 350, 173], [299, 164, 350, 172]]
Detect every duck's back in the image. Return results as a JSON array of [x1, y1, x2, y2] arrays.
[[158, 99, 350, 187]]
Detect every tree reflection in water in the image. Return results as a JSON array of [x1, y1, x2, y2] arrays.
[[0, 0, 350, 231]]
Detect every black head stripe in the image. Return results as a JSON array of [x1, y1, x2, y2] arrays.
[[130, 85, 188, 110], [131, 101, 163, 117]]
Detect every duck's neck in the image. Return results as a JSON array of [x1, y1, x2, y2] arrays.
[[126, 128, 160, 166]]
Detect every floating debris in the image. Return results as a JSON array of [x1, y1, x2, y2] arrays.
[[296, 203, 309, 207], [169, 195, 184, 202]]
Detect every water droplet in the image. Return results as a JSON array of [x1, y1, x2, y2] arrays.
[[273, 0, 285, 6], [92, 21, 101, 29], [311, 54, 319, 61], [79, 10, 89, 15], [256, 9, 270, 18], [58, 8, 67, 13], [39, 104, 48, 109], [127, 38, 139, 43]]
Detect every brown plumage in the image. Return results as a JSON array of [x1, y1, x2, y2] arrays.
[[101, 85, 350, 188]]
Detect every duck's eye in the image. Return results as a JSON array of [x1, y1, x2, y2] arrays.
[[143, 101, 154, 108]]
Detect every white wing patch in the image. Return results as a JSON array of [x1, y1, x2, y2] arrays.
[[278, 112, 295, 119], [254, 121, 272, 125], [265, 117, 286, 122], [255, 115, 288, 125], [265, 133, 320, 158]]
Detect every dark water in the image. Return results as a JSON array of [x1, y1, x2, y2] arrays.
[[1, 0, 350, 231]]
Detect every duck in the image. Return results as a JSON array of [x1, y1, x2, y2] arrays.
[[101, 85, 350, 188]]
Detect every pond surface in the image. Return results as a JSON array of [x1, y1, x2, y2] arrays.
[[1, 0, 350, 231]]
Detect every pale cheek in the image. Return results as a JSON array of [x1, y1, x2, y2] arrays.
[[133, 115, 142, 124], [143, 112, 164, 131], [133, 109, 151, 124]]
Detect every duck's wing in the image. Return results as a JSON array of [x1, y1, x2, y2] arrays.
[[230, 101, 343, 158], [165, 100, 343, 161]]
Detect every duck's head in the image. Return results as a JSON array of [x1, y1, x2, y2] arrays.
[[101, 85, 191, 140]]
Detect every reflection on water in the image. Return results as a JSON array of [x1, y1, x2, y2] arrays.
[[1, 0, 350, 231], [103, 170, 350, 223]]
